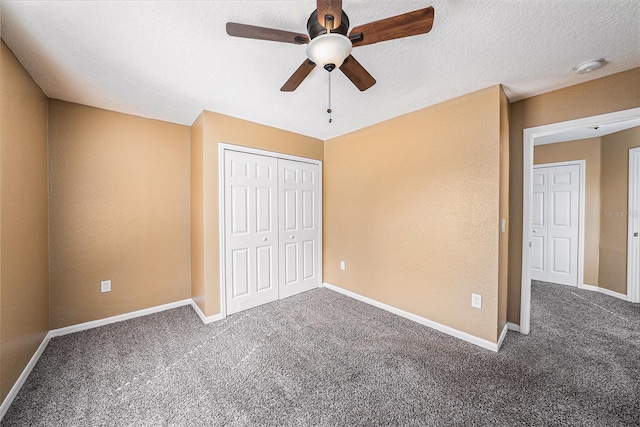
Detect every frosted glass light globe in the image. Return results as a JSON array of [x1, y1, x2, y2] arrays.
[[306, 33, 352, 71]]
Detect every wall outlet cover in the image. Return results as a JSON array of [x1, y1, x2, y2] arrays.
[[101, 280, 111, 293], [471, 293, 482, 308], [340, 261, 346, 271]]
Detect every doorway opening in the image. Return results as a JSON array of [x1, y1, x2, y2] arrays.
[[520, 107, 640, 335]]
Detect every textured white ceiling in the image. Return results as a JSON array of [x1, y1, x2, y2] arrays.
[[2, 0, 639, 140]]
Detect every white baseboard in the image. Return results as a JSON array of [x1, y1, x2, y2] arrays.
[[580, 284, 628, 301], [322, 282, 503, 352], [49, 299, 193, 338], [507, 322, 520, 333], [0, 297, 209, 422], [497, 324, 508, 349], [0, 331, 53, 420], [190, 300, 224, 324]]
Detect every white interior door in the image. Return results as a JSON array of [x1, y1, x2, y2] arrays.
[[531, 169, 547, 280], [627, 148, 640, 303], [278, 159, 321, 299], [531, 164, 580, 286], [225, 150, 279, 315], [223, 148, 322, 316]]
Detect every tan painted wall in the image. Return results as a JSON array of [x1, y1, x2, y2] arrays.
[[508, 68, 640, 324], [498, 87, 510, 337], [324, 86, 504, 343], [190, 111, 323, 316], [599, 127, 640, 294], [48, 100, 191, 328], [534, 137, 602, 285], [0, 41, 49, 401]]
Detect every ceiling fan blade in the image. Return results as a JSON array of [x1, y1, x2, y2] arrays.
[[317, 0, 342, 30], [226, 22, 309, 45], [339, 55, 376, 91], [350, 7, 434, 47], [281, 60, 316, 92]]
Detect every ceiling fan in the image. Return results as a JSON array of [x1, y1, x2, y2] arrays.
[[226, 0, 435, 92]]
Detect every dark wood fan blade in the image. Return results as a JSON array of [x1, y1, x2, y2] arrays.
[[317, 0, 342, 30], [339, 55, 376, 91], [281, 60, 316, 91], [350, 7, 434, 47], [226, 22, 309, 45]]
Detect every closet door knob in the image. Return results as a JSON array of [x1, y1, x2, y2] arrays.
[[290, 235, 295, 239], [263, 237, 268, 241]]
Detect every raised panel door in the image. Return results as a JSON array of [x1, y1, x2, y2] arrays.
[[278, 159, 320, 298], [225, 150, 279, 314]]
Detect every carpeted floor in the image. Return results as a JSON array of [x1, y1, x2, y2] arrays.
[[2, 281, 639, 426]]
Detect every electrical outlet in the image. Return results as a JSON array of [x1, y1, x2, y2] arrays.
[[101, 280, 111, 293], [340, 260, 346, 271], [471, 293, 482, 308]]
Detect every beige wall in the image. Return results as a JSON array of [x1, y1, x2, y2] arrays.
[[599, 127, 640, 294], [508, 68, 640, 324], [534, 137, 602, 285], [48, 100, 191, 328], [324, 86, 505, 343], [190, 111, 323, 316], [0, 41, 49, 401]]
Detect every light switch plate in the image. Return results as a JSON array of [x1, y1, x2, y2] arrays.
[[340, 261, 346, 271]]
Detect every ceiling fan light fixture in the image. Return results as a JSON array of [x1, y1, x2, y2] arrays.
[[306, 33, 352, 71]]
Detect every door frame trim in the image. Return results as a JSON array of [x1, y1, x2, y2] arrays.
[[628, 147, 640, 303], [218, 143, 323, 318], [532, 160, 586, 289], [520, 107, 640, 335]]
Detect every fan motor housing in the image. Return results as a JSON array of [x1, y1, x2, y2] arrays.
[[307, 10, 350, 39]]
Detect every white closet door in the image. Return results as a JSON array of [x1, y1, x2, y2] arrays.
[[530, 164, 579, 286], [278, 159, 320, 298], [225, 150, 279, 315]]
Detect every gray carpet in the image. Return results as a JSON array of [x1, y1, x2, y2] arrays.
[[2, 282, 639, 426]]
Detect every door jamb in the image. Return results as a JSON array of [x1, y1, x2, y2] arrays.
[[532, 160, 586, 289], [628, 148, 640, 303], [218, 143, 324, 319], [520, 107, 640, 335]]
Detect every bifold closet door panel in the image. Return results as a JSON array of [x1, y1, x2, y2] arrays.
[[278, 158, 321, 299], [224, 150, 279, 315]]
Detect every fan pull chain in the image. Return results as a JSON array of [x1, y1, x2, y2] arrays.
[[327, 72, 333, 124]]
